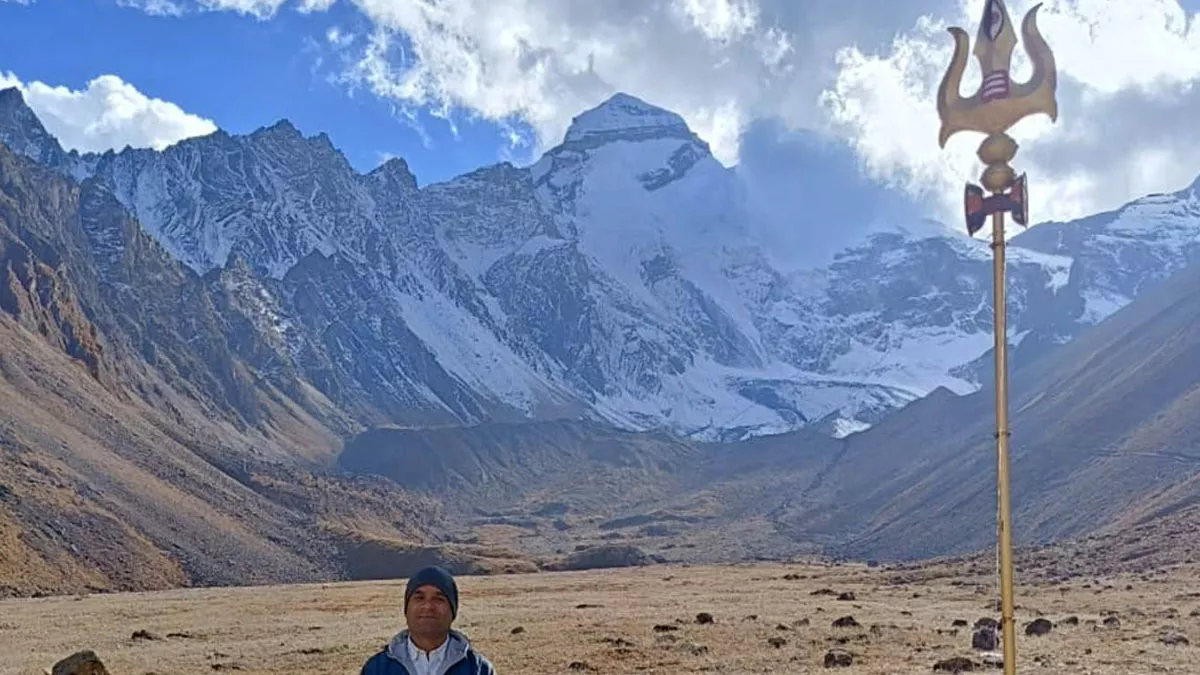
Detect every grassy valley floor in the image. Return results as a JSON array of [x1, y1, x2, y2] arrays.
[[1, 560, 1197, 674]]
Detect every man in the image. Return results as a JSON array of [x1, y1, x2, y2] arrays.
[[359, 566, 496, 675]]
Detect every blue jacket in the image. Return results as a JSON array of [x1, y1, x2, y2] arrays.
[[360, 629, 496, 675]]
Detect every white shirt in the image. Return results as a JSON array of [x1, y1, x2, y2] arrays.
[[406, 636, 449, 675]]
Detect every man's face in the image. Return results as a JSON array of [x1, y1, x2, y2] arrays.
[[405, 585, 454, 636]]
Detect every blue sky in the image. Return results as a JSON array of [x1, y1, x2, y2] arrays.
[[1, 0, 1200, 224]]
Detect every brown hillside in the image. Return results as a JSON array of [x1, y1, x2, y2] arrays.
[[0, 142, 514, 598]]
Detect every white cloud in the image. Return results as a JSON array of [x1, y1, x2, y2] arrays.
[[116, 0, 293, 18], [195, 0, 288, 17], [330, 0, 809, 166], [97, 0, 1200, 227], [0, 72, 217, 153], [671, 0, 761, 44], [820, 0, 1200, 225], [116, 0, 186, 15], [326, 25, 355, 48], [297, 0, 336, 11], [101, 0, 943, 169], [309, 0, 1200, 225]]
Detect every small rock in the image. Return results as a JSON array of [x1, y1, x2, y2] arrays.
[[775, 623, 791, 631], [695, 612, 714, 625], [932, 656, 977, 672], [811, 588, 838, 596], [653, 624, 679, 632], [794, 618, 811, 627], [824, 649, 853, 667], [510, 626, 525, 635], [1103, 616, 1121, 628], [1059, 616, 1079, 626], [951, 619, 968, 627], [1161, 632, 1189, 646], [832, 616, 860, 629], [981, 653, 1003, 669], [767, 636, 787, 648], [51, 651, 109, 675], [567, 661, 592, 671], [131, 630, 159, 641], [971, 628, 997, 651], [837, 592, 856, 601], [1025, 618, 1053, 636], [602, 637, 634, 648]]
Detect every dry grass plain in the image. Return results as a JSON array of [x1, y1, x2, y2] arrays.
[[2, 559, 1198, 675]]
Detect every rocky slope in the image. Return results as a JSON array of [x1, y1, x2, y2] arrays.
[[5, 87, 1195, 442], [0, 141, 525, 597]]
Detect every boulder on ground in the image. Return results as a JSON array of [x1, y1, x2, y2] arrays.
[[51, 650, 109, 675], [1025, 618, 1053, 636], [932, 656, 977, 672], [832, 615, 860, 628], [971, 628, 997, 651], [824, 649, 853, 667], [545, 545, 650, 571]]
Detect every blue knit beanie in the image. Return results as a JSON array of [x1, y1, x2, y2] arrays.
[[404, 566, 459, 618]]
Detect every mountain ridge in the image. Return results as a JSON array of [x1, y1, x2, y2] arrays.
[[4, 85, 1199, 442]]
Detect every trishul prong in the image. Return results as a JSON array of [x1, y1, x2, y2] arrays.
[[936, 0, 1058, 150]]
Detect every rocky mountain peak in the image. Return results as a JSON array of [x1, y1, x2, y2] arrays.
[[0, 86, 66, 167], [368, 156, 419, 192], [255, 118, 302, 136], [561, 92, 703, 149], [245, 118, 343, 159]]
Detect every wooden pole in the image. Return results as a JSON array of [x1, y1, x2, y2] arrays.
[[990, 207, 1017, 675]]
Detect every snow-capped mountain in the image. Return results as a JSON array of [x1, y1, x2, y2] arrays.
[[2, 86, 1198, 441]]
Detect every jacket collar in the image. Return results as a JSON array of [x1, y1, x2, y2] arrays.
[[385, 629, 471, 675]]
